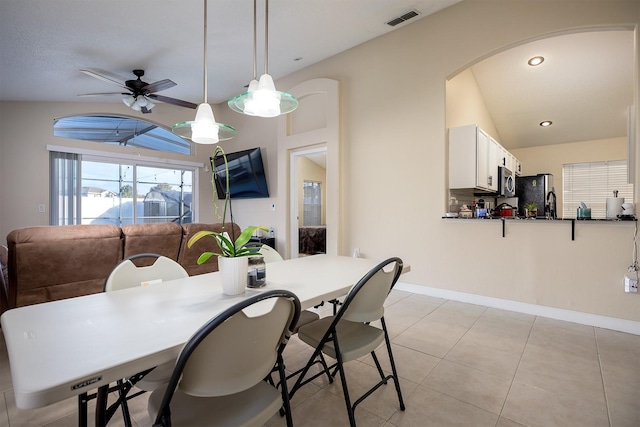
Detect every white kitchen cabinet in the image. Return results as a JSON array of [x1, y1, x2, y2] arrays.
[[449, 124, 499, 192]]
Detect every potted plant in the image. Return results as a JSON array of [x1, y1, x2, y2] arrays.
[[524, 202, 538, 218], [187, 146, 268, 295]]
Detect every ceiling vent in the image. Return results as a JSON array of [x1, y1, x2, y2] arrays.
[[386, 10, 420, 27]]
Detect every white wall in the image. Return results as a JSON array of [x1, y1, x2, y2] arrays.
[[1, 0, 638, 323]]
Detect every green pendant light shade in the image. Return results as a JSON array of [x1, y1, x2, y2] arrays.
[[172, 0, 236, 144], [227, 0, 298, 118]]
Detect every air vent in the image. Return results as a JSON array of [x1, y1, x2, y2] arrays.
[[386, 10, 420, 27]]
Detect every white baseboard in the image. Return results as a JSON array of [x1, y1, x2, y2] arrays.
[[395, 282, 640, 336]]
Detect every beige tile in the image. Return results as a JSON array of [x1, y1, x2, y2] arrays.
[[384, 294, 445, 318], [0, 331, 13, 393], [1, 391, 9, 427], [533, 316, 595, 334], [5, 390, 83, 427], [422, 359, 512, 415], [528, 320, 597, 358], [515, 344, 605, 402], [502, 382, 609, 427], [417, 301, 486, 334], [483, 307, 536, 324], [599, 353, 640, 427], [389, 385, 499, 427], [314, 360, 415, 421], [457, 314, 532, 356], [360, 343, 441, 384], [268, 388, 387, 427], [596, 327, 640, 365], [445, 339, 522, 378], [392, 318, 468, 358], [496, 416, 527, 427]]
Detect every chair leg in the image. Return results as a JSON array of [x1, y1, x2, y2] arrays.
[[381, 317, 405, 411], [276, 355, 294, 427], [370, 350, 388, 384], [332, 337, 357, 426]]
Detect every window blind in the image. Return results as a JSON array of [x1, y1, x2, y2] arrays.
[[563, 160, 634, 219]]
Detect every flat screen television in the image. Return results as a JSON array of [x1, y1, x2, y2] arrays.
[[212, 147, 270, 199]]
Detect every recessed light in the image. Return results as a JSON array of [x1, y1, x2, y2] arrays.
[[540, 120, 552, 127], [528, 56, 545, 66]]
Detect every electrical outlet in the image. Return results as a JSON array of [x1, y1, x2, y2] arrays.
[[624, 276, 638, 293]]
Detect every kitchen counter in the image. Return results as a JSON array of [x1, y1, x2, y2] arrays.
[[442, 215, 636, 239]]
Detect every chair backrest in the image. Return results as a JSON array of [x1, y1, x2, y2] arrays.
[[258, 244, 284, 263], [340, 257, 403, 323], [153, 290, 300, 419], [104, 253, 189, 292]]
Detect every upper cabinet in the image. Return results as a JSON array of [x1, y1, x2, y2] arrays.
[[449, 124, 521, 191]]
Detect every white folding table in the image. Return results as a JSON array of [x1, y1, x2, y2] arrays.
[[1, 255, 398, 426]]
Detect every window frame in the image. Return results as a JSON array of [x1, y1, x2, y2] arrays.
[[48, 144, 203, 226]]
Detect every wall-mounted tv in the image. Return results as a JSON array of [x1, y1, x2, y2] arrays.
[[212, 147, 270, 199]]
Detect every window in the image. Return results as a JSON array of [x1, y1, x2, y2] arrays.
[[563, 160, 634, 219], [303, 180, 322, 226], [50, 151, 195, 226], [53, 115, 192, 155]]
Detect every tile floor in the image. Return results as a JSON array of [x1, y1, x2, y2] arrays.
[[1, 290, 639, 426]]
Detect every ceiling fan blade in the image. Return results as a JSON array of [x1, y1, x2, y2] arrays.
[[80, 69, 129, 90], [142, 79, 176, 94], [149, 94, 198, 109], [77, 92, 129, 97]]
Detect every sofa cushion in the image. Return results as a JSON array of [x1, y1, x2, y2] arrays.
[[6, 225, 123, 308], [178, 222, 241, 276], [121, 223, 183, 266]]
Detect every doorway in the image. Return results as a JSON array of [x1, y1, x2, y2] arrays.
[[290, 147, 327, 258]]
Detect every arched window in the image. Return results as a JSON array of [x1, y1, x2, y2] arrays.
[[53, 114, 192, 155]]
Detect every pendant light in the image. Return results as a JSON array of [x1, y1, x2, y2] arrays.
[[228, 0, 298, 118], [173, 0, 236, 144]]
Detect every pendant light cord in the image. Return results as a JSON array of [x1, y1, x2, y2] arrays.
[[203, 0, 208, 104], [253, 0, 257, 80], [264, 0, 269, 75]]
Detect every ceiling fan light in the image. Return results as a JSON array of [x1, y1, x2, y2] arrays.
[[136, 96, 148, 107], [144, 98, 155, 110], [122, 95, 136, 107], [130, 102, 142, 111]]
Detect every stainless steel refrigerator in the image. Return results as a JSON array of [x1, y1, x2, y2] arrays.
[[516, 174, 556, 218]]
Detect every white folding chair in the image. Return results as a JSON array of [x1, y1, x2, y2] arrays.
[[94, 253, 189, 427], [148, 290, 300, 427], [289, 257, 405, 426]]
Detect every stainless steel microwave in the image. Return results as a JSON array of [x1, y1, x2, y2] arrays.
[[498, 167, 515, 197]]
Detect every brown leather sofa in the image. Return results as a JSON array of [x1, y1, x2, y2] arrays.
[[0, 222, 240, 314]]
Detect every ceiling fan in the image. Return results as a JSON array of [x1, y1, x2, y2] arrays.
[[79, 69, 198, 114]]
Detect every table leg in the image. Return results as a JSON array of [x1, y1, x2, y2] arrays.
[[78, 393, 88, 427], [95, 385, 109, 427]]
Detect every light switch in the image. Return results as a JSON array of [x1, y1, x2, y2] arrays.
[[38, 204, 45, 213]]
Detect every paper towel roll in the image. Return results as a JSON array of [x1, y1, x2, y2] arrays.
[[606, 198, 624, 219]]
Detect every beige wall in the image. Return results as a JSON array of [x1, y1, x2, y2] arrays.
[[1, 0, 638, 322], [272, 0, 640, 321], [446, 68, 500, 141]]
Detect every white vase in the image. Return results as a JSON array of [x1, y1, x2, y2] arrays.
[[218, 256, 248, 295]]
